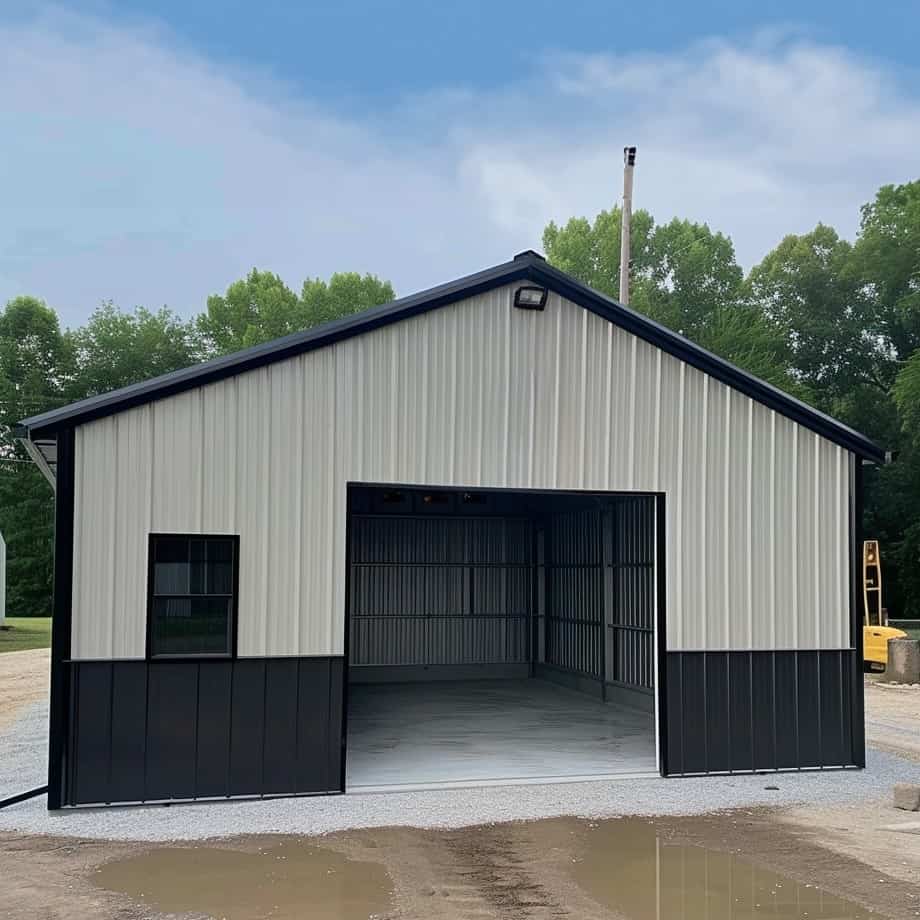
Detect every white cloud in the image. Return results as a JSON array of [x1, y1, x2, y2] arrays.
[[1, 12, 919, 326]]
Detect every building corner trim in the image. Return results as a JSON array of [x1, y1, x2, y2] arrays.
[[48, 428, 75, 809]]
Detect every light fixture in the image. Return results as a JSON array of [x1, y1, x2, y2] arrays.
[[514, 285, 548, 311]]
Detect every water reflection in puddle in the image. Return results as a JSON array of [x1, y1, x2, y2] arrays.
[[94, 840, 392, 920], [568, 819, 879, 919]]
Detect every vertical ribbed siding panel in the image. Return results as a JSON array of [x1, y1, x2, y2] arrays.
[[266, 359, 302, 655], [728, 394, 753, 648], [72, 421, 117, 658], [819, 440, 849, 649], [796, 432, 819, 649], [773, 416, 798, 649], [607, 326, 632, 489], [554, 297, 582, 489], [680, 368, 705, 650], [233, 370, 271, 656], [112, 409, 152, 657], [632, 341, 659, 492], [201, 383, 237, 533], [70, 283, 853, 658], [531, 293, 560, 490], [750, 404, 774, 648], [151, 390, 202, 533], [312, 349, 340, 656], [583, 310, 610, 490], [705, 381, 727, 648], [656, 353, 683, 647]]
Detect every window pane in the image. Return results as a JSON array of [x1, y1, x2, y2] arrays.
[[150, 535, 236, 657], [154, 538, 190, 594], [189, 539, 207, 594], [155, 537, 188, 564], [151, 596, 231, 656], [207, 539, 234, 594]]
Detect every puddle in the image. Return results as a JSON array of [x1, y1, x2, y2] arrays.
[[93, 819, 884, 920], [94, 839, 393, 920], [566, 818, 879, 919]]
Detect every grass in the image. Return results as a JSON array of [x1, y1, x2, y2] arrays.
[[0, 617, 52, 653]]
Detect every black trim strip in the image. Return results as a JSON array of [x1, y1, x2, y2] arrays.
[[655, 494, 668, 776], [47, 428, 75, 810], [850, 457, 866, 766], [18, 252, 883, 461]]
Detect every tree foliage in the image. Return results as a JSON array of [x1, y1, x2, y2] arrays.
[[198, 269, 394, 356], [65, 303, 202, 400], [0, 297, 66, 616]]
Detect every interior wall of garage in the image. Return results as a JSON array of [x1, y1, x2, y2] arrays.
[[345, 487, 657, 704], [69, 283, 851, 660], [347, 489, 534, 679]]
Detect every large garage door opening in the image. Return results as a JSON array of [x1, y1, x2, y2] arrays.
[[345, 485, 661, 790]]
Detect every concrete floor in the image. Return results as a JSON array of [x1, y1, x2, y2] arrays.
[[345, 679, 657, 790]]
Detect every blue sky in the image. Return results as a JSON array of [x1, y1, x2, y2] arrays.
[[2, 2, 919, 326]]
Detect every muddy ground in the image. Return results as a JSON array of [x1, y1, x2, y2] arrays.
[[1, 654, 918, 919], [2, 810, 918, 919]]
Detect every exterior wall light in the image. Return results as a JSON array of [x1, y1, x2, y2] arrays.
[[514, 286, 548, 311]]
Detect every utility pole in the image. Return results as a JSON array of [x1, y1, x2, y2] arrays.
[[619, 146, 637, 304]]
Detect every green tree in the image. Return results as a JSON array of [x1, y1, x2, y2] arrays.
[[199, 269, 395, 357], [543, 206, 655, 299], [301, 272, 395, 328], [852, 181, 920, 360], [0, 296, 66, 616], [747, 225, 888, 405], [198, 269, 303, 356], [65, 302, 201, 400]]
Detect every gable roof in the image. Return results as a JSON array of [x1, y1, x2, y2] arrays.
[[18, 250, 884, 463]]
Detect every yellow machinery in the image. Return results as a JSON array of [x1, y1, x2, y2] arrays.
[[862, 540, 906, 671]]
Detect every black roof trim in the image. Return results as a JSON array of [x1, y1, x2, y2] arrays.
[[19, 252, 883, 461]]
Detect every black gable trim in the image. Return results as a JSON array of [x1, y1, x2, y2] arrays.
[[19, 252, 883, 461]]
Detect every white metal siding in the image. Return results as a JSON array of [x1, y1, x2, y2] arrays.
[[69, 285, 851, 659]]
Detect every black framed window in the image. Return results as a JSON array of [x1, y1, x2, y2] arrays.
[[148, 535, 238, 658]]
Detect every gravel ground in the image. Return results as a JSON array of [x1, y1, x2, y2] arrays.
[[3, 695, 920, 842], [0, 699, 47, 798]]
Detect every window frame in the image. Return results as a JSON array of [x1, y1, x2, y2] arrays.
[[145, 533, 241, 661]]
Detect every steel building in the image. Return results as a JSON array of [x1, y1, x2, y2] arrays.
[[18, 250, 882, 808]]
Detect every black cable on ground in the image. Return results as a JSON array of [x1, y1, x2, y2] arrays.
[[0, 786, 47, 809]]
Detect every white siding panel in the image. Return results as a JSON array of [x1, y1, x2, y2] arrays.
[[773, 416, 798, 648], [71, 284, 852, 657], [112, 408, 152, 657]]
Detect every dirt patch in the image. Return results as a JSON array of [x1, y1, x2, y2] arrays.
[[0, 832, 148, 919], [0, 648, 49, 731]]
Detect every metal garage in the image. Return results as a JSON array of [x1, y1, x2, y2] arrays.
[[17, 249, 883, 808]]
